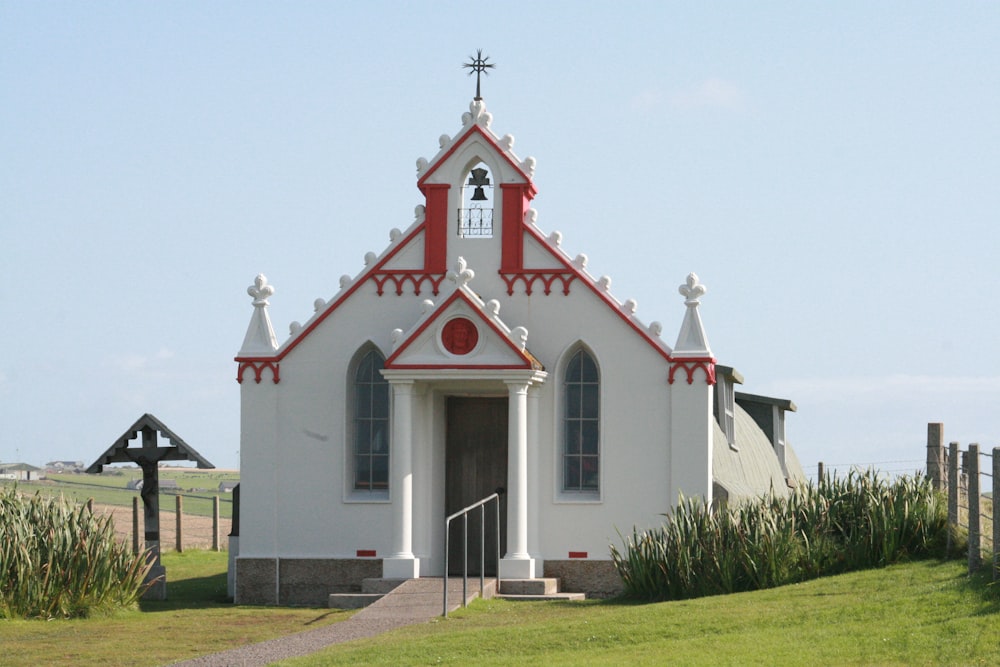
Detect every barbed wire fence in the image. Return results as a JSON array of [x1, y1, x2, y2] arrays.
[[806, 424, 997, 581], [925, 423, 998, 580]]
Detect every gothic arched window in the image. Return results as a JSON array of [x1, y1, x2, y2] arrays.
[[563, 348, 599, 492], [352, 348, 389, 491]]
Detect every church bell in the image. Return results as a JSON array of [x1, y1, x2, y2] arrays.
[[468, 167, 490, 201]]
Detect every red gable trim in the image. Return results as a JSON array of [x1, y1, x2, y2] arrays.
[[668, 358, 717, 386], [417, 124, 536, 193], [234, 223, 430, 367], [384, 289, 535, 370], [517, 223, 676, 364]]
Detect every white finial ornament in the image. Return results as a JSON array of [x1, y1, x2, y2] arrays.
[[679, 272, 707, 305], [673, 272, 712, 357], [239, 274, 279, 356], [447, 256, 475, 287], [248, 274, 274, 306]]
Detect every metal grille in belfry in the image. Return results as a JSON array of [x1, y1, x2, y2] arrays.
[[457, 207, 493, 237]]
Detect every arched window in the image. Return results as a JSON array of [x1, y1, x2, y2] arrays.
[[457, 162, 494, 238], [353, 349, 389, 491], [564, 348, 599, 492]]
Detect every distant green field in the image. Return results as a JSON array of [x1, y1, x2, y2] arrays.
[[0, 469, 239, 519]]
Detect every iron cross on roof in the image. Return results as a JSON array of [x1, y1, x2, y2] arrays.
[[463, 49, 495, 101]]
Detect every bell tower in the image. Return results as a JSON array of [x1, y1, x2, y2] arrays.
[[415, 51, 537, 278]]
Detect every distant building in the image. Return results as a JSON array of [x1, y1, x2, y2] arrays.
[[45, 460, 86, 473], [0, 463, 44, 481]]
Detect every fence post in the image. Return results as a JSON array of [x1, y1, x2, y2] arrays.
[[213, 496, 220, 552], [86, 497, 94, 513], [817, 461, 824, 483], [132, 496, 140, 555], [926, 423, 945, 490], [948, 442, 959, 555], [968, 444, 981, 572], [176, 495, 184, 553], [994, 448, 1000, 582]]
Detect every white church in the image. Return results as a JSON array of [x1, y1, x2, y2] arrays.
[[232, 76, 805, 604]]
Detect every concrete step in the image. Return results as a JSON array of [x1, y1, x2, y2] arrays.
[[498, 578, 561, 595], [328, 593, 383, 609], [495, 592, 587, 602]]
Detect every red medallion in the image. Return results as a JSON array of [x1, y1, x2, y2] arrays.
[[441, 318, 479, 355]]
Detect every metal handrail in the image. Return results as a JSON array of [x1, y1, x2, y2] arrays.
[[443, 492, 500, 617]]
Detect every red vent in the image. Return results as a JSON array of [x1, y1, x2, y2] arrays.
[[356, 549, 376, 558], [568, 551, 588, 559]]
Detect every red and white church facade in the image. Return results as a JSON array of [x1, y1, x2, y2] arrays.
[[232, 95, 804, 604]]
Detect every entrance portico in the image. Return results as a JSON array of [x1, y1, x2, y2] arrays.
[[380, 369, 546, 580]]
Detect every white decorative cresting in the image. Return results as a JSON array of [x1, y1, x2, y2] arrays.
[[673, 272, 713, 357], [522, 156, 536, 178], [486, 299, 500, 317], [391, 328, 404, 350], [462, 99, 492, 128], [389, 228, 402, 243], [339, 275, 352, 289], [549, 230, 563, 247], [364, 251, 377, 266], [446, 256, 475, 287], [238, 274, 279, 356], [413, 205, 425, 223], [649, 321, 663, 337], [511, 326, 528, 351], [421, 299, 435, 314], [289, 322, 301, 335], [416, 157, 428, 177], [573, 253, 588, 269], [524, 208, 538, 226], [598, 275, 612, 291], [313, 298, 326, 312], [439, 134, 451, 149], [624, 298, 638, 314], [500, 134, 515, 151]]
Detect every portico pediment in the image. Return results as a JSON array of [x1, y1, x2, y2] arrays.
[[384, 258, 542, 372]]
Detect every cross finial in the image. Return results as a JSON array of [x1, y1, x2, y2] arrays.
[[462, 49, 495, 101]]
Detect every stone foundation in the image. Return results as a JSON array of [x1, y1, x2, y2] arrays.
[[542, 559, 623, 598], [235, 557, 383, 606]]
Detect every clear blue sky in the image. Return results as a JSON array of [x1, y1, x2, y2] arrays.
[[3, 2, 998, 476]]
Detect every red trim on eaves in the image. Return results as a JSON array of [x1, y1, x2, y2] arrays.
[[384, 289, 538, 370], [518, 223, 676, 364], [417, 125, 536, 190], [668, 359, 717, 386], [235, 222, 431, 369]]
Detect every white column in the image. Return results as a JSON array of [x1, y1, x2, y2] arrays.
[[383, 380, 420, 578], [501, 380, 536, 579]]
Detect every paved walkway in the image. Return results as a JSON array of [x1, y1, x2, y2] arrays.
[[171, 578, 494, 667]]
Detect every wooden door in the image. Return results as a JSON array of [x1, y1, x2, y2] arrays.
[[446, 397, 507, 576]]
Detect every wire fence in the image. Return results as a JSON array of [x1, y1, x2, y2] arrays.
[[925, 424, 998, 580]]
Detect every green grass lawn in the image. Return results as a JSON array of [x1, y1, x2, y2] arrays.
[[286, 559, 1000, 666], [1, 550, 351, 666], [2, 554, 997, 666]]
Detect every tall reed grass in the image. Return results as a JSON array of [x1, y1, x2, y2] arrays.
[[611, 470, 947, 601], [0, 487, 153, 619]]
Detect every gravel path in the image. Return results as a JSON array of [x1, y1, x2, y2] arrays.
[[169, 578, 484, 666], [168, 614, 421, 666]]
